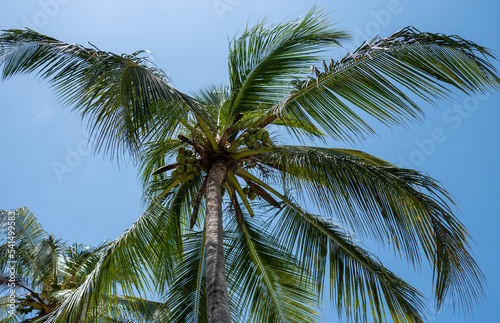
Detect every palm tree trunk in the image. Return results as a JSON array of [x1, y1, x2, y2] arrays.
[[205, 159, 232, 323]]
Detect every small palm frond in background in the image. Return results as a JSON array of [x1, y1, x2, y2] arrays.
[[0, 208, 166, 322]]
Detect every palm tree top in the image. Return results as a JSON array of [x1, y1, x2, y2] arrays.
[[0, 208, 164, 322], [1, 6, 499, 322]]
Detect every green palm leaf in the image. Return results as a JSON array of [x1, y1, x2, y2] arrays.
[[163, 231, 207, 323], [193, 84, 232, 134], [272, 27, 500, 142], [60, 242, 110, 290], [226, 5, 348, 129], [0, 305, 20, 323], [0, 208, 46, 289], [139, 139, 185, 189], [271, 116, 326, 142], [101, 295, 163, 322], [253, 145, 484, 311], [0, 29, 206, 159], [273, 203, 425, 323], [41, 200, 181, 322], [224, 214, 320, 323]]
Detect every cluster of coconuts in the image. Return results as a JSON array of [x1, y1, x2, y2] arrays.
[[172, 147, 202, 182], [16, 305, 34, 315], [243, 186, 257, 200], [240, 128, 271, 150]]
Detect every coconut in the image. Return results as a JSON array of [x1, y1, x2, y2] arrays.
[[248, 135, 256, 143], [262, 132, 270, 141], [177, 164, 186, 173], [186, 163, 193, 172], [172, 170, 179, 178], [243, 187, 251, 195], [178, 147, 186, 154], [185, 150, 193, 156], [248, 192, 256, 200]]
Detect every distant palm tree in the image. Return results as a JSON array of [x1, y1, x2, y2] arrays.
[[0, 208, 162, 322], [1, 6, 499, 322]]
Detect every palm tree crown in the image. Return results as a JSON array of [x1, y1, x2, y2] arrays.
[[1, 6, 499, 323], [0, 208, 163, 322]]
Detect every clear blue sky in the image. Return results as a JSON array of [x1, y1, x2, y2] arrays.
[[1, 0, 499, 322]]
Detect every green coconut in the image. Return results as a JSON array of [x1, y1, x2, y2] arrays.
[[172, 170, 179, 178], [178, 147, 186, 154], [176, 164, 186, 173], [176, 154, 185, 163], [243, 187, 251, 195]]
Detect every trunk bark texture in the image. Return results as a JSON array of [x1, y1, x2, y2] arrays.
[[205, 159, 232, 323]]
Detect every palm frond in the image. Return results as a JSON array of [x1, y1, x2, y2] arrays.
[[0, 208, 47, 287], [41, 201, 181, 322], [226, 5, 348, 128], [147, 179, 209, 297], [227, 172, 254, 218], [271, 116, 326, 142], [192, 84, 232, 134], [0, 303, 20, 323], [0, 29, 204, 160], [103, 295, 163, 322], [60, 242, 109, 289], [255, 145, 484, 312], [225, 213, 319, 323], [273, 26, 500, 142], [273, 203, 426, 323], [163, 231, 207, 323], [0, 275, 23, 294], [31, 234, 64, 288], [139, 138, 185, 188]]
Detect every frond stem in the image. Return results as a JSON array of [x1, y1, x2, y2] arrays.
[[227, 172, 254, 218]]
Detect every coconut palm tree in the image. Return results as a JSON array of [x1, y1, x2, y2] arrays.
[[1, 6, 499, 322], [0, 208, 163, 322]]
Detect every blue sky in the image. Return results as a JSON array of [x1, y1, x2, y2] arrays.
[[1, 0, 499, 322]]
